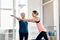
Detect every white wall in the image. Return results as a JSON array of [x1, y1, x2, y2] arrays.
[[44, 0, 59, 40], [28, 0, 42, 40], [59, 0, 60, 40], [53, 0, 59, 40], [28, 0, 41, 18], [43, 2, 54, 27]]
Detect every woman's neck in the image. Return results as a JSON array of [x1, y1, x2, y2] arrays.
[[34, 16, 38, 18], [22, 18, 25, 20]]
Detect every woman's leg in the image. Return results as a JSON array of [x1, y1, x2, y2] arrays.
[[43, 32, 48, 40], [36, 32, 44, 40], [25, 33, 28, 40], [19, 33, 24, 40]]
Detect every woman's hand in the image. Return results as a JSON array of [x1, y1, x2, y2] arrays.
[[10, 15, 20, 20], [10, 15, 15, 17]]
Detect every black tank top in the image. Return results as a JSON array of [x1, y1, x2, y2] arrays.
[[35, 20, 40, 23]]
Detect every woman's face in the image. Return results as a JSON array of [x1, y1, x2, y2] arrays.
[[21, 13, 25, 19], [32, 12, 37, 17]]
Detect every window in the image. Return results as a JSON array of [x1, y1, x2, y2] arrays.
[[19, 0, 28, 18], [1, 0, 13, 8], [0, 0, 14, 28], [20, 0, 27, 4], [1, 10, 14, 29], [0, 0, 16, 40]]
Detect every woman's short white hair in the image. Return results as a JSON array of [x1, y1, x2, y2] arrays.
[[20, 12, 25, 16]]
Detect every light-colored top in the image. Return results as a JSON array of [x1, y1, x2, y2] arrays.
[[36, 22, 47, 32]]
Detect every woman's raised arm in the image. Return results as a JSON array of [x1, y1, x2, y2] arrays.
[[10, 15, 20, 20], [26, 19, 35, 22]]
